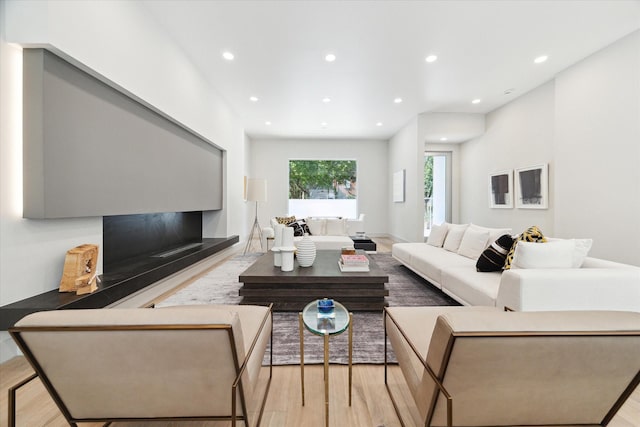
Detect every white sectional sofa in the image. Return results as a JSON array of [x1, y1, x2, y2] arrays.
[[392, 224, 640, 312], [263, 216, 357, 250]]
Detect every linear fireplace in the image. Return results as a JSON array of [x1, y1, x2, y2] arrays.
[[103, 211, 203, 272]]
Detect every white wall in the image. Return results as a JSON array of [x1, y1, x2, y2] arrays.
[[459, 81, 556, 233], [554, 30, 640, 265], [388, 118, 423, 242], [249, 138, 388, 235], [0, 0, 246, 362], [459, 30, 640, 265]]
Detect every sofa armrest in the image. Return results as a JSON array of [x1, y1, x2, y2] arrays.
[[497, 268, 640, 312]]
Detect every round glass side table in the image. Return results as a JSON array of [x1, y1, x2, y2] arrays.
[[299, 299, 353, 427]]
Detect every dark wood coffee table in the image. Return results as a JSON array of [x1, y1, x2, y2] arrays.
[[239, 250, 389, 311]]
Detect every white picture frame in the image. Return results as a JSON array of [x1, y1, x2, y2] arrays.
[[393, 169, 405, 203], [489, 170, 513, 208], [515, 163, 548, 209]]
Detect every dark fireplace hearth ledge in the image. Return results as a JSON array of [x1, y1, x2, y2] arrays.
[[0, 236, 239, 330]]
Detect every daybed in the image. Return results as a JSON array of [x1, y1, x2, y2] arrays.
[[263, 216, 360, 250], [8, 304, 273, 427], [392, 223, 640, 311], [384, 306, 640, 427]]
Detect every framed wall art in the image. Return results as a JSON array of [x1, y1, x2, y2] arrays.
[[515, 163, 548, 209], [489, 170, 513, 208]]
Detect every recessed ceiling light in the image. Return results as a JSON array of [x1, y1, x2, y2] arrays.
[[534, 55, 548, 64], [249, 96, 259, 102], [325, 53, 336, 62], [265, 121, 271, 126], [321, 122, 328, 128], [471, 98, 481, 104], [222, 51, 235, 61], [393, 97, 403, 104], [322, 97, 331, 103], [440, 137, 448, 141], [425, 55, 438, 63], [376, 122, 383, 127]]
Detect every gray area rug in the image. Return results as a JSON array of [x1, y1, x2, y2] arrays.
[[158, 252, 459, 364]]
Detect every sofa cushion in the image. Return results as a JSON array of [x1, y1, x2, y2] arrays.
[[411, 246, 475, 288], [457, 227, 490, 259], [442, 224, 469, 252], [504, 225, 547, 270], [547, 238, 593, 268], [476, 234, 515, 272], [325, 218, 348, 236], [391, 242, 416, 265], [512, 240, 575, 269], [470, 224, 513, 247], [306, 218, 325, 235], [426, 223, 449, 247], [441, 266, 501, 306]]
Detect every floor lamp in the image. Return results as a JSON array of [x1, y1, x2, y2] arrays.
[[243, 178, 267, 255]]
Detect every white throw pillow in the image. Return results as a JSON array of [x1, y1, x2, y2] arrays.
[[457, 228, 490, 259], [325, 218, 347, 236], [547, 238, 593, 268], [511, 240, 575, 269], [470, 224, 512, 248], [442, 224, 469, 252], [427, 223, 449, 247], [306, 218, 326, 236]]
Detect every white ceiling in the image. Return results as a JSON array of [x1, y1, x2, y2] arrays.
[[141, 0, 640, 141]]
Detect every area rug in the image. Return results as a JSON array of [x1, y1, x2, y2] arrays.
[[158, 252, 459, 364]]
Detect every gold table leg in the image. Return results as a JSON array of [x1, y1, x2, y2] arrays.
[[324, 332, 329, 427], [348, 312, 353, 406], [299, 312, 305, 406]]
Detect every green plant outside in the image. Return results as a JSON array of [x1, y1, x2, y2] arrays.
[[289, 160, 357, 199]]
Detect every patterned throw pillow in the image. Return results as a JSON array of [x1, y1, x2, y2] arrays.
[[504, 226, 547, 270], [476, 234, 515, 272], [287, 220, 311, 237], [275, 215, 296, 225]]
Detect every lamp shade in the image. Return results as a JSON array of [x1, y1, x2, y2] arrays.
[[246, 178, 267, 202]]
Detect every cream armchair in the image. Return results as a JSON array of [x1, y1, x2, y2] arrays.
[[9, 304, 273, 427], [384, 306, 640, 427]]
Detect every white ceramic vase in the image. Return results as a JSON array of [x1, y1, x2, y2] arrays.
[[296, 233, 316, 267]]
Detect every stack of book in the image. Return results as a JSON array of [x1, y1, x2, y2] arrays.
[[338, 254, 370, 272]]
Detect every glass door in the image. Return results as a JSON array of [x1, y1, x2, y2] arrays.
[[424, 152, 451, 239]]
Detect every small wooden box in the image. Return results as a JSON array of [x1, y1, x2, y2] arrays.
[[59, 244, 99, 295]]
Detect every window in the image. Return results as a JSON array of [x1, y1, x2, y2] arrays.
[[288, 160, 357, 218], [424, 152, 452, 237]]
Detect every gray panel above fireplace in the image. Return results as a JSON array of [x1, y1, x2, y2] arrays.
[[23, 48, 223, 218]]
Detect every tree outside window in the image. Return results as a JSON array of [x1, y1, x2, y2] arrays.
[[288, 160, 357, 218]]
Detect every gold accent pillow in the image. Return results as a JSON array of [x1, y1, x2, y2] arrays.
[[275, 215, 296, 225], [504, 225, 547, 270]]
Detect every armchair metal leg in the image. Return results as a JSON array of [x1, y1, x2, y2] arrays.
[[8, 373, 38, 427]]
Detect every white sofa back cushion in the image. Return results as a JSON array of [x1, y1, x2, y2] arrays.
[[470, 224, 513, 248], [512, 240, 575, 269], [443, 224, 469, 252], [457, 227, 490, 259], [547, 238, 593, 268], [306, 218, 325, 235], [427, 223, 449, 247], [325, 218, 348, 236]]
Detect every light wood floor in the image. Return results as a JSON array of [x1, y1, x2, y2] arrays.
[[1, 236, 638, 427], [1, 356, 639, 427]]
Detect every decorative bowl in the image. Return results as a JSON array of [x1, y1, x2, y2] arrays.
[[317, 298, 335, 314]]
